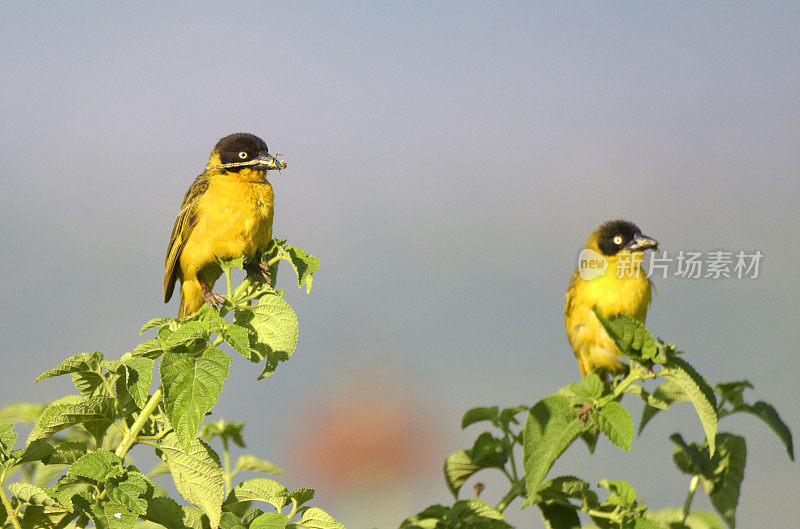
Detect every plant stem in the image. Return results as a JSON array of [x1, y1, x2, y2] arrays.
[[115, 387, 163, 459], [495, 482, 523, 513], [681, 475, 700, 522], [225, 267, 233, 299], [222, 437, 232, 495], [0, 483, 22, 529], [506, 435, 520, 482]]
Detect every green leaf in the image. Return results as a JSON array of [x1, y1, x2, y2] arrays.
[[68, 449, 123, 482], [12, 439, 53, 466], [399, 504, 449, 529], [539, 503, 580, 529], [219, 511, 247, 529], [28, 396, 116, 444], [158, 432, 224, 529], [140, 317, 177, 334], [142, 496, 205, 529], [243, 508, 266, 526], [250, 512, 289, 529], [160, 321, 210, 349], [233, 455, 283, 475], [46, 440, 86, 465], [200, 420, 246, 448], [35, 352, 103, 382], [639, 379, 688, 434], [107, 471, 149, 515], [670, 433, 708, 476], [0, 402, 46, 424], [0, 423, 17, 456], [266, 241, 320, 293], [295, 507, 346, 529], [448, 500, 511, 528], [534, 476, 598, 510], [562, 374, 604, 404], [71, 371, 110, 399], [286, 487, 315, 507], [715, 381, 753, 409], [661, 357, 718, 455], [74, 495, 137, 529], [597, 479, 636, 508], [592, 310, 657, 361], [737, 401, 793, 460], [444, 450, 478, 498], [498, 405, 529, 427], [702, 433, 746, 529], [225, 478, 288, 511], [233, 293, 298, 379], [461, 406, 499, 429], [222, 324, 253, 360], [160, 348, 231, 447], [597, 402, 633, 451], [6, 483, 63, 507], [131, 339, 167, 360], [121, 356, 155, 409], [523, 395, 589, 497]]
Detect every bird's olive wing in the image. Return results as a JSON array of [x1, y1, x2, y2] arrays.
[[163, 173, 209, 302]]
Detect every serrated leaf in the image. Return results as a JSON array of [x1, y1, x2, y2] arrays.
[[143, 495, 205, 529], [68, 449, 123, 482], [539, 503, 580, 529], [737, 401, 793, 460], [108, 472, 149, 515], [444, 450, 478, 498], [598, 479, 636, 508], [639, 379, 689, 434], [286, 487, 315, 507], [399, 504, 448, 529], [121, 356, 155, 409], [498, 405, 529, 427], [703, 434, 746, 529], [159, 433, 224, 528], [131, 339, 167, 360], [243, 508, 266, 526], [13, 439, 53, 466], [632, 518, 661, 529], [46, 441, 86, 465], [534, 476, 598, 510], [248, 511, 288, 529], [225, 478, 289, 510], [6, 482, 63, 507], [36, 352, 104, 383], [161, 348, 231, 447], [0, 402, 46, 424], [565, 374, 604, 403], [140, 317, 176, 334], [75, 496, 137, 529], [597, 402, 633, 451], [661, 357, 718, 455], [0, 423, 17, 456], [296, 507, 346, 529], [448, 500, 510, 528], [238, 294, 299, 356], [715, 380, 753, 409], [233, 455, 283, 475], [461, 406, 499, 429], [161, 321, 210, 349], [670, 433, 708, 476], [523, 396, 589, 496], [593, 310, 657, 361], [222, 324, 253, 360], [28, 396, 116, 444], [71, 371, 110, 400], [200, 420, 245, 448]]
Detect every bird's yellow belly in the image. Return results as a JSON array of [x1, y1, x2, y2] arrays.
[[179, 177, 274, 280]]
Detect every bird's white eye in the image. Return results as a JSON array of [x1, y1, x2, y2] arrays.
[[613, 235, 623, 245], [238, 151, 248, 159]]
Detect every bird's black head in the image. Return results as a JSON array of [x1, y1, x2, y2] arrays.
[[214, 133, 269, 168], [594, 220, 658, 256]]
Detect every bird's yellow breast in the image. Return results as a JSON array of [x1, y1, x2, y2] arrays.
[[179, 171, 274, 279], [564, 256, 652, 376]]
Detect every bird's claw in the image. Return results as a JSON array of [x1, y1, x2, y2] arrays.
[[203, 291, 226, 307], [245, 261, 274, 287]]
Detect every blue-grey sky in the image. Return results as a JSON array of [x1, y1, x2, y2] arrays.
[[1, 2, 798, 528]]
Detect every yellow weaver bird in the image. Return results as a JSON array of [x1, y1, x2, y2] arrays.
[[564, 220, 658, 377], [164, 133, 286, 318]]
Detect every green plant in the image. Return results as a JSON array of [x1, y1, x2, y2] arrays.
[[0, 239, 344, 529], [401, 309, 794, 529]]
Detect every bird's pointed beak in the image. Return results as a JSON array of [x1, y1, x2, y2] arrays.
[[256, 151, 287, 171], [625, 234, 659, 252]]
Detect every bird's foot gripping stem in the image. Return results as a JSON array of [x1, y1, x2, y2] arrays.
[[244, 261, 275, 287], [200, 279, 226, 308]]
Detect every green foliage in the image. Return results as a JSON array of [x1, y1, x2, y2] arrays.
[[0, 239, 343, 529], [405, 313, 794, 529]]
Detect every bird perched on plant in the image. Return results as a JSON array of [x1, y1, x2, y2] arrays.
[[164, 133, 286, 318], [564, 220, 658, 378]]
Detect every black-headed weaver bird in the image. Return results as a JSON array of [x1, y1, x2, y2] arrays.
[[564, 220, 659, 377], [164, 133, 286, 318]]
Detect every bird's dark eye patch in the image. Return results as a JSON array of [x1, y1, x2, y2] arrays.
[[596, 219, 641, 256]]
